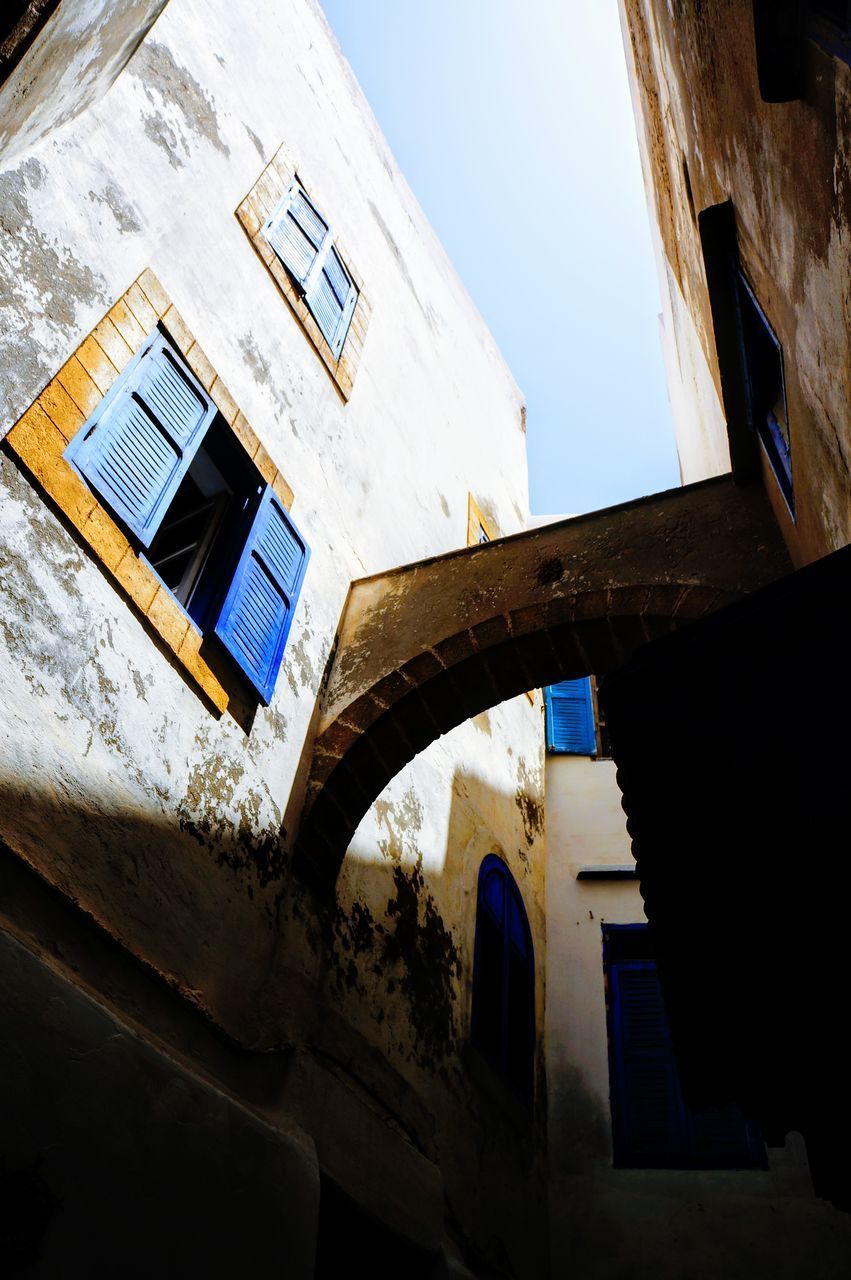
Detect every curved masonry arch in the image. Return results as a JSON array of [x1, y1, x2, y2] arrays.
[[295, 476, 790, 887]]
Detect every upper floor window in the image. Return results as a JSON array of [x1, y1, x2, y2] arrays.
[[65, 329, 309, 705], [604, 925, 766, 1170], [736, 273, 794, 516], [544, 678, 597, 755], [471, 855, 535, 1104], [806, 1, 851, 60], [263, 182, 358, 360]]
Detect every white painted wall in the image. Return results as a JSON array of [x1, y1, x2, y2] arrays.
[[0, 0, 539, 1034]]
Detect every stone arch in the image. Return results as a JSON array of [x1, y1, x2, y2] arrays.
[[295, 477, 789, 888]]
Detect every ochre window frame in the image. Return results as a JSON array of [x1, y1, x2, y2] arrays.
[[4, 269, 295, 717], [236, 143, 371, 402]]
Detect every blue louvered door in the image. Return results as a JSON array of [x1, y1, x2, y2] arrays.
[[68, 332, 216, 547], [610, 960, 686, 1167], [214, 486, 310, 703], [544, 679, 596, 754], [609, 958, 766, 1169], [264, 184, 330, 288]]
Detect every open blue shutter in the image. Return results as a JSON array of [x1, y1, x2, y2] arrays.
[[264, 184, 329, 288], [214, 486, 309, 704], [307, 245, 358, 357], [544, 679, 596, 754], [67, 332, 215, 547], [610, 960, 686, 1167]]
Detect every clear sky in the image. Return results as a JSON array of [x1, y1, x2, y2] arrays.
[[320, 0, 679, 517]]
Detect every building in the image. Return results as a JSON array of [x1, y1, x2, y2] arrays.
[[0, 1, 546, 1274], [1, 0, 850, 1276]]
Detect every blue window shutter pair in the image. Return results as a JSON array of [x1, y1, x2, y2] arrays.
[[67, 331, 217, 547], [263, 182, 358, 358], [544, 679, 596, 754], [609, 958, 765, 1169], [214, 488, 309, 704], [66, 331, 310, 706]]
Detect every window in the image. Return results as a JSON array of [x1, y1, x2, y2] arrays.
[[544, 679, 597, 755], [806, 1, 851, 61], [604, 925, 766, 1170], [471, 855, 535, 1104], [236, 146, 370, 401], [465, 492, 497, 547], [263, 183, 358, 360], [737, 273, 794, 516], [65, 327, 309, 705]]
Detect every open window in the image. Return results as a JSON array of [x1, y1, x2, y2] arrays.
[[544, 679, 597, 755], [65, 328, 309, 705]]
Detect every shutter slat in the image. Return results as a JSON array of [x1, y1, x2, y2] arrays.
[[214, 487, 310, 703]]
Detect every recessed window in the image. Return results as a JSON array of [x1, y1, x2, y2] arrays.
[[471, 855, 535, 1104], [806, 1, 851, 61], [736, 273, 794, 516], [263, 182, 358, 360], [604, 925, 766, 1170], [65, 328, 309, 704]]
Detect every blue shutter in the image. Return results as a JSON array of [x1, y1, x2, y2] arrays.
[[544, 679, 596, 754], [67, 332, 215, 547], [307, 245, 358, 357], [214, 486, 309, 704], [689, 1104, 766, 1169], [264, 184, 329, 288], [609, 959, 766, 1169], [610, 960, 686, 1168]]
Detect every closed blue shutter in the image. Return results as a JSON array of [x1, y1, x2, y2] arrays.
[[264, 184, 329, 288], [610, 960, 686, 1167], [214, 486, 309, 704], [67, 332, 215, 547], [610, 958, 766, 1169], [544, 679, 596, 754], [306, 245, 358, 357]]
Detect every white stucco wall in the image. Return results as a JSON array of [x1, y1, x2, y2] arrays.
[[0, 0, 540, 1035]]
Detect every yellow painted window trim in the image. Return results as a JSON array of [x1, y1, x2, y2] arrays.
[[5, 268, 296, 718], [235, 142, 371, 403], [465, 494, 536, 708]]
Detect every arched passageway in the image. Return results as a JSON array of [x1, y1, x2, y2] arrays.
[[296, 476, 790, 887]]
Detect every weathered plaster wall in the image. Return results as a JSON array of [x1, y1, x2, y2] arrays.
[[545, 755, 851, 1279], [618, 0, 851, 565], [333, 698, 548, 1278], [0, 0, 544, 1269], [0, 0, 169, 163]]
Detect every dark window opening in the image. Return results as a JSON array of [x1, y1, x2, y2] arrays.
[[604, 924, 766, 1170], [146, 415, 264, 632], [471, 855, 534, 1105], [806, 2, 851, 62], [736, 273, 794, 515], [64, 329, 309, 705]]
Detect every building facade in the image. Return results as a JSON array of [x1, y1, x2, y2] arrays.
[[0, 1, 546, 1274]]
